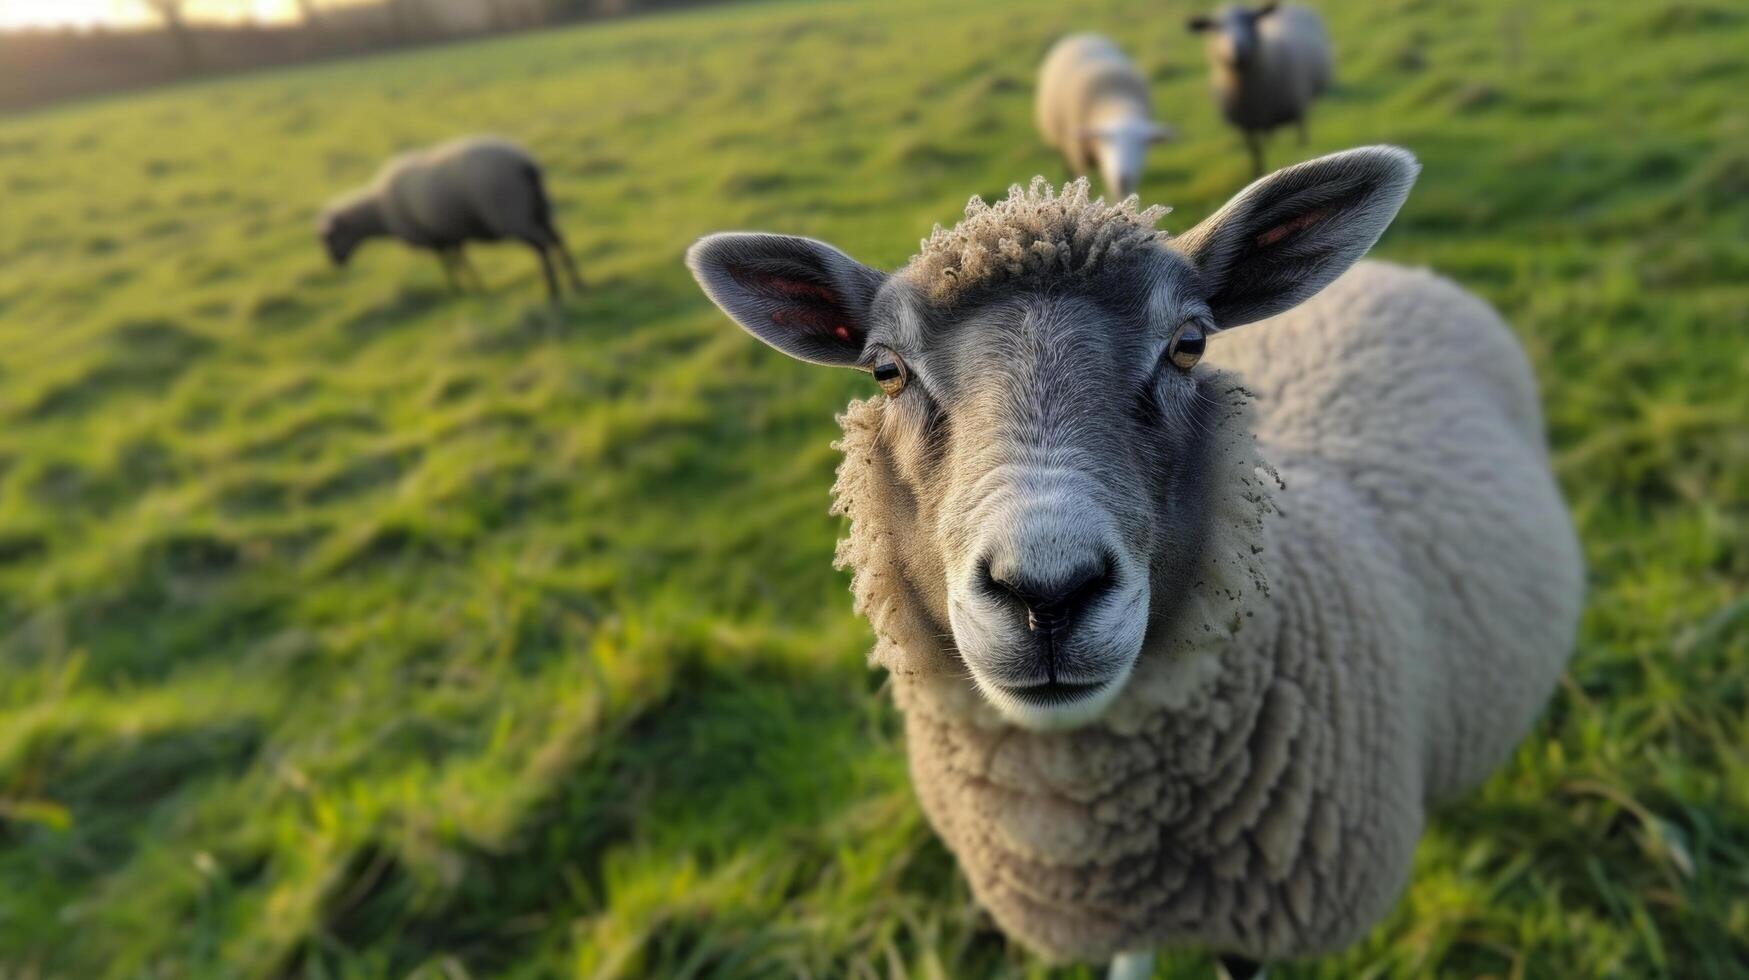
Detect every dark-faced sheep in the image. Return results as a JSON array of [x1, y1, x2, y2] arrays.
[[1189, 3, 1333, 177], [685, 148, 1582, 980], [1037, 34, 1174, 200], [319, 136, 583, 301]]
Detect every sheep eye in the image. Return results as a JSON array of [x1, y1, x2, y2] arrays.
[[1166, 320, 1206, 372], [870, 347, 909, 397]]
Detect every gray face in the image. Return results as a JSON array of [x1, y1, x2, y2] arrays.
[[687, 146, 1421, 728], [859, 260, 1216, 726], [1192, 4, 1271, 69]]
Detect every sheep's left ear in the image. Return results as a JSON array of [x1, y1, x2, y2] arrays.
[[1172, 145, 1419, 330], [686, 232, 887, 367]]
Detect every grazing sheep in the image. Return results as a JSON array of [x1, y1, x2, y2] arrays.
[[686, 147, 1582, 979], [1189, 3, 1333, 177], [319, 136, 582, 301], [1036, 34, 1174, 200]]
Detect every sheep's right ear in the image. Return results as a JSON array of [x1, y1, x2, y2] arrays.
[[687, 233, 887, 367], [1186, 15, 1215, 32]]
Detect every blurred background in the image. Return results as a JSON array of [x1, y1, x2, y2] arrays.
[[0, 0, 1744, 977]]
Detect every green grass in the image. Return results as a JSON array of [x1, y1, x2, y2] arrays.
[[0, 0, 1745, 976]]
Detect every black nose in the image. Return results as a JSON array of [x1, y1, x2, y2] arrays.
[[979, 556, 1114, 635]]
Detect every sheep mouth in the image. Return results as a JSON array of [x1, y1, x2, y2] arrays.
[[996, 679, 1111, 706]]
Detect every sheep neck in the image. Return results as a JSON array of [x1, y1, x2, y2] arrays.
[[335, 192, 390, 241]]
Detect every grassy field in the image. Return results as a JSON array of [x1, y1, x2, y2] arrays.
[[0, 0, 1745, 976]]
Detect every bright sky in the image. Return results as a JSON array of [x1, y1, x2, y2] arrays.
[[0, 0, 311, 30]]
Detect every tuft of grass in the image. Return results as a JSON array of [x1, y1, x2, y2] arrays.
[[1, 0, 1745, 976]]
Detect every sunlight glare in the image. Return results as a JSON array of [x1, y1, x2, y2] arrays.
[[0, 0, 308, 31]]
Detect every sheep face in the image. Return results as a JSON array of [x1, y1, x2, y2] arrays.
[[1188, 3, 1277, 70], [877, 283, 1220, 729], [318, 212, 363, 266], [688, 147, 1419, 730]]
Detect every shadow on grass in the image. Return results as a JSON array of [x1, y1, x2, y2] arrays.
[[6, 529, 288, 686], [284, 656, 899, 977], [462, 275, 702, 356], [341, 284, 450, 343], [1434, 770, 1749, 975], [2, 720, 263, 881], [24, 318, 213, 421]]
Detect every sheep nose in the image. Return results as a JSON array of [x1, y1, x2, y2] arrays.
[[978, 556, 1114, 635]]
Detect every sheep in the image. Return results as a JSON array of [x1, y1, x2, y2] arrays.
[[318, 136, 583, 301], [685, 146, 1583, 979], [1036, 33, 1173, 200], [1189, 3, 1333, 177]]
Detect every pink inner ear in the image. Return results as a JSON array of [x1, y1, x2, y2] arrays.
[[759, 275, 839, 303], [1256, 208, 1329, 247], [770, 305, 857, 346], [754, 272, 857, 345]]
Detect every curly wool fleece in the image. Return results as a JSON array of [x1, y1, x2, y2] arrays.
[[829, 184, 1582, 962], [907, 176, 1169, 308]]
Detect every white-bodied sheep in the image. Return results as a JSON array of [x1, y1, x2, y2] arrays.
[[1189, 3, 1333, 177], [686, 147, 1582, 979], [319, 135, 582, 301], [1036, 34, 1173, 200]]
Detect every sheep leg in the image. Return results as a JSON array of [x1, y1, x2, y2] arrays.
[[438, 249, 466, 293], [1108, 951, 1154, 980], [534, 217, 584, 293], [455, 249, 486, 291], [529, 241, 561, 302], [551, 240, 585, 293], [1246, 132, 1266, 178]]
